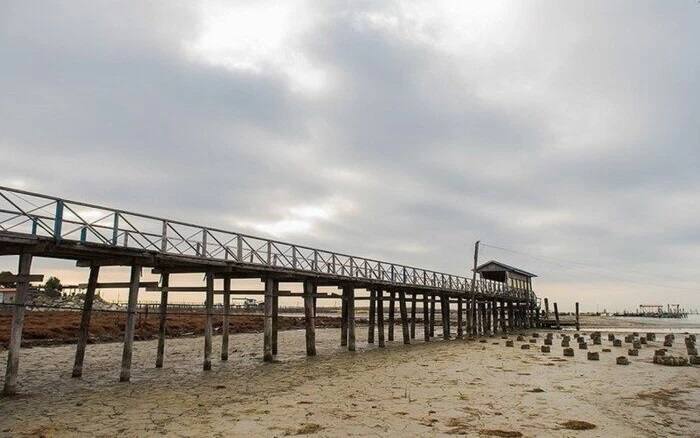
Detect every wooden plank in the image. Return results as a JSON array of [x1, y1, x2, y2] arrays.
[[72, 265, 99, 378], [303, 280, 316, 356], [3, 253, 33, 396], [155, 272, 169, 368], [80, 281, 158, 289], [119, 265, 141, 382], [0, 272, 43, 283]]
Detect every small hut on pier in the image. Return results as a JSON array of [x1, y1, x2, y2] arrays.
[[474, 260, 537, 292]]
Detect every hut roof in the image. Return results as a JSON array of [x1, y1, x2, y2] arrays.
[[474, 260, 537, 278]]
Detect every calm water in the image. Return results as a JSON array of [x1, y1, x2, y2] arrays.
[[575, 313, 700, 334]]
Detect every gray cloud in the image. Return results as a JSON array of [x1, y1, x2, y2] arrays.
[[1, 1, 699, 311]]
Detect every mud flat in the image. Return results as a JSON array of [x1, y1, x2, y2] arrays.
[[1, 327, 699, 437]]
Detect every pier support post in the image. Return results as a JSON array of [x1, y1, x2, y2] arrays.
[[508, 302, 514, 331], [410, 293, 416, 339], [544, 298, 550, 320], [340, 287, 348, 347], [377, 290, 385, 348], [500, 300, 506, 334], [465, 297, 472, 336], [423, 294, 430, 342], [485, 301, 491, 335], [272, 282, 279, 355], [3, 253, 33, 395], [480, 302, 487, 336], [72, 264, 100, 378], [155, 272, 169, 368], [553, 302, 560, 330], [221, 276, 230, 361], [399, 291, 410, 345], [346, 286, 356, 351], [575, 302, 580, 331], [457, 297, 463, 338], [388, 291, 395, 342], [203, 271, 214, 371], [263, 278, 276, 362], [441, 295, 450, 340], [120, 265, 141, 382], [368, 289, 376, 344], [303, 280, 316, 356], [429, 294, 436, 337], [492, 300, 498, 335]]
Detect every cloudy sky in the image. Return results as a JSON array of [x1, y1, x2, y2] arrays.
[[1, 1, 698, 311]]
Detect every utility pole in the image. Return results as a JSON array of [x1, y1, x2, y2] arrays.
[[470, 240, 480, 294]]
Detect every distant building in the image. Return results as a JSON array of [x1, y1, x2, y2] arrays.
[[474, 260, 537, 292]]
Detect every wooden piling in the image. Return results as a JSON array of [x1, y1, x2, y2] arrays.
[[388, 291, 395, 342], [368, 289, 376, 344], [72, 264, 100, 378], [429, 294, 436, 337], [346, 286, 356, 351], [465, 296, 472, 335], [203, 271, 214, 371], [457, 297, 463, 338], [340, 287, 348, 347], [399, 291, 410, 344], [410, 293, 416, 339], [119, 265, 141, 382], [508, 301, 514, 331], [553, 302, 560, 330], [500, 300, 507, 333], [263, 278, 275, 362], [423, 294, 430, 342], [221, 276, 230, 361], [272, 282, 279, 355], [544, 297, 550, 320], [3, 253, 33, 395], [492, 300, 498, 335], [441, 295, 450, 340], [303, 280, 316, 356], [377, 290, 385, 348], [155, 272, 169, 368], [575, 302, 580, 331]]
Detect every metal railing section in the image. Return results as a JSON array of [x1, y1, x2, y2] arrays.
[[0, 186, 537, 302]]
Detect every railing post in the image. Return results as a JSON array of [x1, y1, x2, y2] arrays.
[[313, 250, 319, 271], [267, 241, 272, 265], [53, 200, 64, 241], [201, 229, 208, 258], [80, 226, 87, 243], [292, 246, 298, 269], [31, 218, 38, 236], [160, 220, 167, 252], [237, 235, 243, 262], [112, 214, 120, 246]]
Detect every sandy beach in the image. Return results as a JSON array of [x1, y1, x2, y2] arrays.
[[1, 319, 699, 437]]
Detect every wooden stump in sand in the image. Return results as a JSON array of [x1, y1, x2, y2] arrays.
[[563, 348, 574, 357], [587, 352, 599, 360]]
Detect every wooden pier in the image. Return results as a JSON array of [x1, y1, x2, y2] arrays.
[[0, 186, 541, 395]]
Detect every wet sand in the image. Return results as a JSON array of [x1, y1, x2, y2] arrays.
[[1, 324, 699, 437]]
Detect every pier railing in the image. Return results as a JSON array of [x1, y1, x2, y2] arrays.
[[0, 186, 536, 302]]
